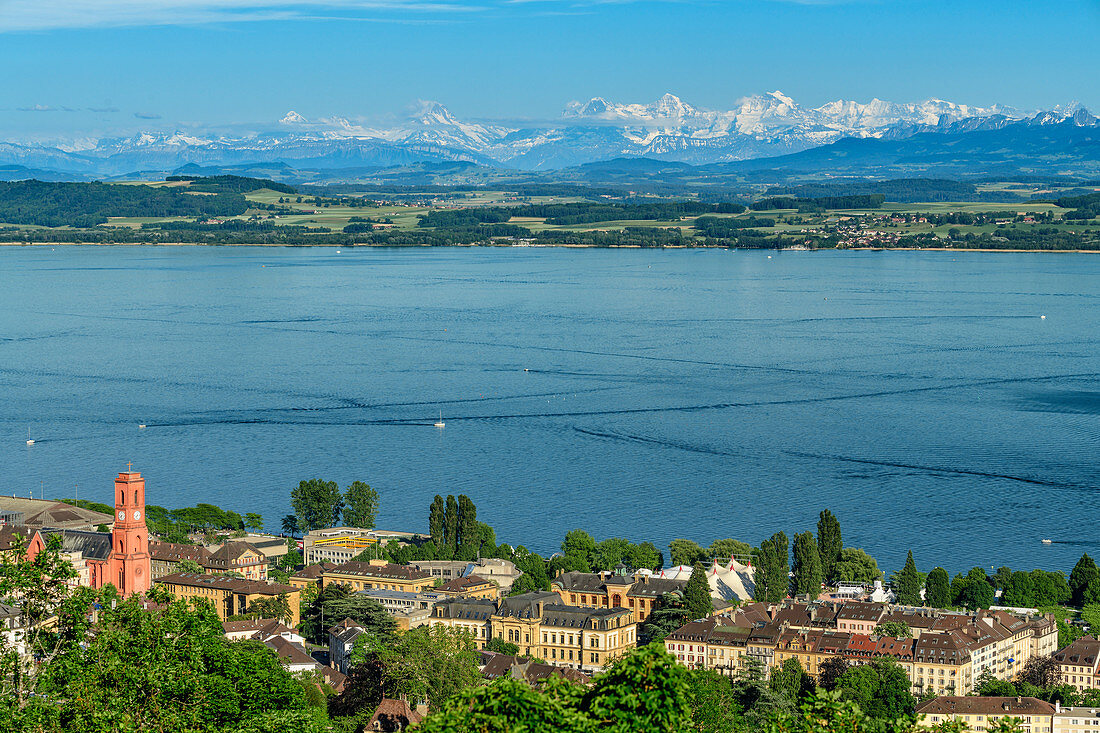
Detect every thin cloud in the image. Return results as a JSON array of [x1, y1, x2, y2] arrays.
[[88, 106, 121, 113], [0, 0, 485, 32], [133, 112, 162, 119], [16, 104, 76, 112]]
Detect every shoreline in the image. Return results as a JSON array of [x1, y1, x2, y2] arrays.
[[1, 241, 1098, 253]]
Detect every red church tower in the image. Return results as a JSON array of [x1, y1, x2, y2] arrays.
[[109, 468, 151, 597]]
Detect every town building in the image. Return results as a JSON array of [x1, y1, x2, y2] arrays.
[[0, 495, 113, 531], [1055, 705, 1100, 733], [1053, 637, 1100, 692], [226, 534, 291, 567], [427, 598, 496, 649], [550, 568, 687, 623], [321, 559, 435, 594], [360, 588, 445, 630], [23, 470, 151, 597], [288, 562, 336, 591], [222, 618, 304, 645], [435, 574, 498, 600], [329, 618, 366, 674], [664, 617, 752, 675], [916, 696, 1055, 732], [410, 558, 523, 593], [156, 572, 302, 625], [206, 541, 268, 580], [303, 527, 423, 565], [0, 603, 26, 658], [365, 699, 423, 732], [479, 651, 591, 685]]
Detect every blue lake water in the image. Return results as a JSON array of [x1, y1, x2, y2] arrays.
[[1, 245, 1098, 576]]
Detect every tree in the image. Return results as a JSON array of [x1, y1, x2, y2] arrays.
[[817, 510, 842, 583], [593, 538, 633, 571], [343, 481, 379, 530], [831, 548, 883, 584], [299, 583, 397, 645], [179, 558, 204, 574], [627, 542, 662, 571], [976, 669, 1018, 697], [280, 514, 300, 537], [247, 593, 292, 625], [1001, 571, 1036, 608], [23, 591, 310, 731], [1071, 554, 1100, 607], [753, 532, 789, 603], [290, 478, 344, 533], [638, 595, 689, 645], [244, 512, 264, 532], [953, 567, 996, 610], [456, 495, 479, 560], [792, 531, 823, 598], [708, 539, 753, 562], [684, 562, 714, 620], [685, 669, 742, 733], [769, 657, 812, 704], [485, 637, 520, 656], [835, 657, 915, 719], [924, 567, 952, 608], [429, 495, 446, 547], [444, 495, 459, 557], [817, 657, 849, 691], [873, 621, 911, 638], [1032, 569, 1071, 607], [669, 539, 707, 567], [895, 550, 922, 606], [1081, 604, 1100, 634], [1016, 655, 1062, 689]]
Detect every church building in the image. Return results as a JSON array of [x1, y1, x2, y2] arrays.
[[24, 470, 152, 597]]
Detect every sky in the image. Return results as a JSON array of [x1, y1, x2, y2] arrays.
[[1, 0, 1098, 141]]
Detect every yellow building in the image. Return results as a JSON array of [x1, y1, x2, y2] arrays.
[[156, 572, 301, 625], [664, 617, 752, 675], [916, 696, 1055, 732], [1053, 637, 1100, 692], [429, 592, 637, 672], [435, 574, 498, 600], [321, 560, 435, 593], [551, 569, 686, 623]]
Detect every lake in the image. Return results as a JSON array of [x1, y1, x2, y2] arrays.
[[2, 245, 1098, 576]]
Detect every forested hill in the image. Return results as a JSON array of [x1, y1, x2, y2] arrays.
[[0, 180, 250, 227], [165, 174, 297, 194]]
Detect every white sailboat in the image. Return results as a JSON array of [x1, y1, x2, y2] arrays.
[[434, 411, 445, 429], [25, 428, 34, 445]]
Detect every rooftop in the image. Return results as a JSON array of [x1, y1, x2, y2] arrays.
[[156, 572, 298, 596], [916, 696, 1055, 716]]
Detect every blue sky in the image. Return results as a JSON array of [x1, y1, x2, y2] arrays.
[[2, 0, 1098, 140]]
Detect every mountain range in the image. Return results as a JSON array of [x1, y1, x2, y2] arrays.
[[0, 92, 1096, 182]]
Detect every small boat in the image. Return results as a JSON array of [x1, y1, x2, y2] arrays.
[[434, 411, 445, 429], [1042, 539, 1053, 544], [1041, 315, 1046, 320], [138, 424, 147, 429], [25, 439, 34, 445]]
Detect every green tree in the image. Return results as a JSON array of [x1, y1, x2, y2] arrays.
[[1016, 655, 1062, 689], [685, 669, 742, 733], [1032, 569, 1071, 607], [593, 538, 633, 571], [707, 539, 753, 562], [342, 480, 379, 530], [835, 657, 915, 719], [444, 495, 459, 558], [817, 509, 842, 583], [638, 595, 689, 645], [1002, 570, 1037, 608], [953, 567, 996, 610], [924, 567, 952, 608], [626, 542, 662, 571], [873, 621, 911, 638], [485, 637, 520, 656], [1071, 554, 1100, 607], [179, 558, 204, 574], [684, 562, 714, 620], [817, 657, 849, 691], [281, 514, 300, 537], [429, 495, 446, 547], [581, 643, 691, 732], [669, 539, 707, 567], [290, 478, 344, 533], [753, 532, 789, 603], [832, 548, 883, 584], [895, 550, 922, 606], [299, 583, 397, 645], [1082, 604, 1100, 633], [769, 657, 812, 703], [243, 512, 264, 532], [246, 594, 293, 625], [456, 494, 479, 560], [792, 531, 823, 597]]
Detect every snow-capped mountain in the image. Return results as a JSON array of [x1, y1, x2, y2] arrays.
[[0, 92, 1090, 177]]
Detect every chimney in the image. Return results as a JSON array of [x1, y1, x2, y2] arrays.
[[1056, 701, 1061, 713]]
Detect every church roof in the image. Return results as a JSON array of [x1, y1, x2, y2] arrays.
[[0, 497, 113, 531], [42, 528, 113, 560]]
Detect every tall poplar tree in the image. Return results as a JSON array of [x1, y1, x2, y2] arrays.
[[444, 495, 459, 558], [817, 510, 842, 583], [753, 532, 789, 603], [456, 495, 479, 560], [1070, 554, 1100, 607], [895, 550, 922, 606], [429, 495, 446, 548], [792, 531, 823, 597]]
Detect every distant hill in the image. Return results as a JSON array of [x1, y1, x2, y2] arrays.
[[716, 112, 1100, 178]]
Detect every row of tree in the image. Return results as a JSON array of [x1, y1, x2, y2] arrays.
[[282, 478, 379, 535]]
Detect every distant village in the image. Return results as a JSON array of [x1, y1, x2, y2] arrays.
[[3, 469, 1100, 731]]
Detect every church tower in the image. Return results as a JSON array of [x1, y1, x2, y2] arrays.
[[110, 468, 151, 597]]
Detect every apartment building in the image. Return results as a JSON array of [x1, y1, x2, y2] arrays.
[[550, 568, 686, 623], [320, 560, 435, 593]]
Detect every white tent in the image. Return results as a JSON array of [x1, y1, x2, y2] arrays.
[[656, 559, 756, 602]]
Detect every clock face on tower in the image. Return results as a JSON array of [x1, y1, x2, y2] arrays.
[[133, 510, 141, 521], [118, 511, 126, 521]]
